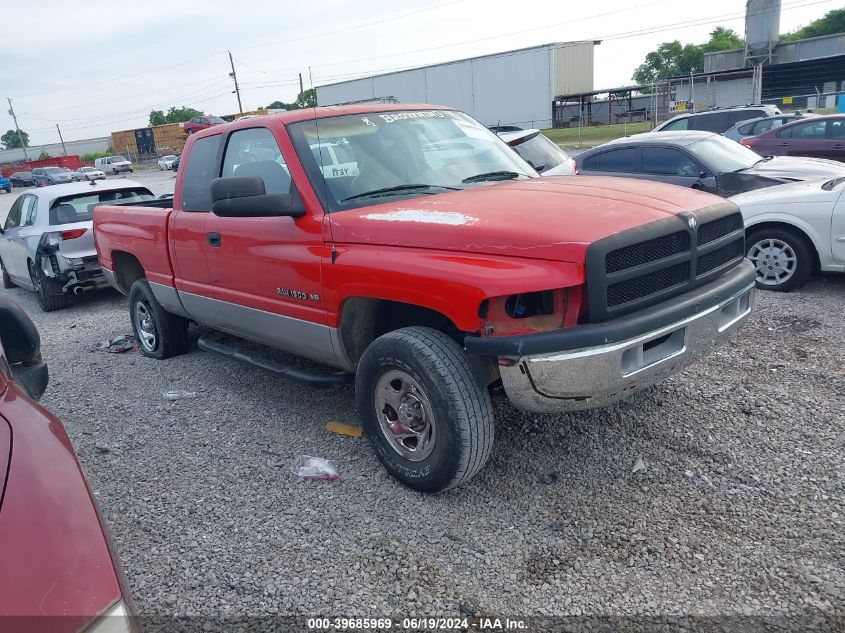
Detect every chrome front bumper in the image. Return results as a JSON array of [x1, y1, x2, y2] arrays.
[[499, 283, 755, 413]]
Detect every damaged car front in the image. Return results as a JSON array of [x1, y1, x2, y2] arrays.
[[0, 182, 154, 311]]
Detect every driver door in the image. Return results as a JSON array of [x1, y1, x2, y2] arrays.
[[202, 126, 333, 364]]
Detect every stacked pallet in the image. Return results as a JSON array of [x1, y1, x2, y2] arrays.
[[152, 123, 188, 156]]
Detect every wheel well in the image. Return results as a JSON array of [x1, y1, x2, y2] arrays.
[[746, 222, 821, 273], [338, 298, 463, 366], [111, 251, 145, 294]]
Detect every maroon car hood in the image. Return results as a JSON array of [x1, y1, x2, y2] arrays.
[[329, 176, 729, 262], [0, 383, 121, 632]]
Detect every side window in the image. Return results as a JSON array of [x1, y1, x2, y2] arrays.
[[4, 197, 24, 230], [830, 120, 845, 139], [642, 147, 703, 176], [788, 121, 827, 139], [690, 112, 729, 132], [737, 122, 755, 135], [221, 127, 291, 195], [778, 125, 793, 139], [662, 117, 689, 131], [595, 148, 639, 173], [582, 154, 600, 171], [181, 135, 224, 212], [729, 110, 763, 126], [22, 196, 37, 226]]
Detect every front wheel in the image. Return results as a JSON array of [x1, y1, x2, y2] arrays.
[[356, 327, 494, 493], [128, 279, 189, 359], [1, 258, 14, 289], [746, 227, 813, 292]]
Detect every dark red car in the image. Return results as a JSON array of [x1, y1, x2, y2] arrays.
[[741, 114, 845, 161], [0, 298, 136, 633], [181, 114, 226, 135]]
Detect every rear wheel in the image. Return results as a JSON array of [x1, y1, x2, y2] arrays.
[[28, 260, 67, 312], [128, 279, 189, 359], [746, 227, 813, 292], [356, 326, 494, 493]]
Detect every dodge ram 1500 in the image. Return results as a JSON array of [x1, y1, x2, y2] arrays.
[[94, 104, 756, 492]]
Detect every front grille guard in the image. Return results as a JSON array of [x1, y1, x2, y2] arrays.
[[584, 202, 745, 323]]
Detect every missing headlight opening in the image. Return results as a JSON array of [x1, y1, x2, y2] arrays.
[[505, 291, 555, 319]]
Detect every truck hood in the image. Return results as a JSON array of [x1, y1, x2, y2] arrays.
[[329, 176, 730, 263]]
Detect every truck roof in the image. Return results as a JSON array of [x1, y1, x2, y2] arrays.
[[191, 103, 454, 138]]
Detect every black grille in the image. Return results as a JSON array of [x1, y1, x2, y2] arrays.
[[697, 213, 743, 246], [607, 262, 690, 308], [697, 239, 744, 276], [606, 231, 689, 273]]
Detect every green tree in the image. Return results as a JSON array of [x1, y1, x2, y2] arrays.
[[633, 27, 744, 86], [148, 106, 204, 126], [1, 129, 29, 149], [265, 89, 317, 111], [781, 8, 845, 41], [149, 110, 167, 126], [38, 151, 52, 160]]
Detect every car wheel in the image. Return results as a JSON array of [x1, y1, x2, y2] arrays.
[[1, 258, 15, 289], [746, 227, 813, 292], [128, 279, 189, 359], [355, 326, 494, 493], [28, 260, 67, 312], [113, 168, 118, 175]]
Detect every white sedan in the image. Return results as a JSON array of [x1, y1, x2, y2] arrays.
[[158, 155, 178, 170], [72, 166, 106, 181], [731, 176, 845, 291], [0, 181, 154, 311]]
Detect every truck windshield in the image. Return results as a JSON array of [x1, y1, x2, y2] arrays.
[[288, 110, 537, 211]]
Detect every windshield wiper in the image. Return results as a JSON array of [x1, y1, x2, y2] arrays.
[[341, 183, 459, 203], [461, 170, 521, 184]]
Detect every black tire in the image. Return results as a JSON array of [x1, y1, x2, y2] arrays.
[[746, 227, 813, 292], [128, 279, 189, 359], [113, 168, 118, 175], [28, 260, 68, 312], [356, 326, 494, 493], [1, 258, 14, 289]]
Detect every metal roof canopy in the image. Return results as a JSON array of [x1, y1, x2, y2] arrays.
[[553, 85, 648, 126]]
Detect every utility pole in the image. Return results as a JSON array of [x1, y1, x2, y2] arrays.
[[299, 72, 304, 97], [6, 97, 29, 161], [228, 51, 243, 114], [56, 124, 67, 156]]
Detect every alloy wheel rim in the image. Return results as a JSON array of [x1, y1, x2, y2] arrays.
[[134, 302, 157, 352], [374, 369, 436, 462], [748, 238, 797, 286]]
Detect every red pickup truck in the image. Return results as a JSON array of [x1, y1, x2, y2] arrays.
[[94, 104, 756, 492]]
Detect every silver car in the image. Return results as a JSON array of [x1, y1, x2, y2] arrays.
[[0, 181, 153, 311], [722, 112, 817, 142]]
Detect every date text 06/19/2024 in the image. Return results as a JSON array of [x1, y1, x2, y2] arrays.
[[306, 617, 527, 630]]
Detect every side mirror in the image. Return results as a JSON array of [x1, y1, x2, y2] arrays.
[[210, 176, 306, 218], [0, 298, 48, 400]]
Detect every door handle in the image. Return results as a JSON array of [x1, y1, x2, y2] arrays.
[[207, 232, 221, 247], [778, 142, 790, 146], [833, 144, 844, 149], [836, 237, 845, 243]]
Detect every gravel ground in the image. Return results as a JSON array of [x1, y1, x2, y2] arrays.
[[2, 271, 843, 627], [1, 172, 842, 627]]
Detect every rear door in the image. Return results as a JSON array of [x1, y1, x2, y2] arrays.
[[170, 133, 223, 297], [201, 126, 332, 363], [827, 118, 845, 162], [7, 195, 37, 278], [831, 181, 845, 264], [776, 119, 829, 158], [0, 196, 25, 278]]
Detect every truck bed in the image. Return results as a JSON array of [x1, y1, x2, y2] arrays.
[[93, 203, 176, 289]]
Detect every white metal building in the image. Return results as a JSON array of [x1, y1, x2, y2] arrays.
[[0, 136, 110, 164], [316, 42, 596, 129]]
